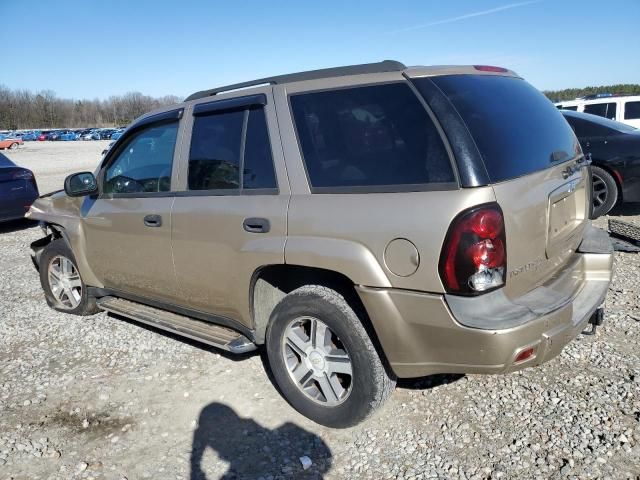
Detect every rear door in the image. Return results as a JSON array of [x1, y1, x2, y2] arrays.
[[170, 89, 289, 327], [416, 74, 589, 299]]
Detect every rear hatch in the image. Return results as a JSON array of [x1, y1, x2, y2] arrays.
[[420, 73, 589, 299]]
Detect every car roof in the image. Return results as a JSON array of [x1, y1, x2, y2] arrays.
[[184, 60, 520, 102], [561, 109, 638, 132]]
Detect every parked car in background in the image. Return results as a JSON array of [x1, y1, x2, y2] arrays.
[[110, 129, 124, 141], [0, 135, 23, 150], [99, 129, 116, 140], [28, 61, 613, 427], [21, 131, 39, 141], [556, 94, 640, 129], [0, 152, 39, 222], [59, 130, 80, 141], [562, 110, 640, 217], [37, 131, 50, 141], [49, 131, 64, 141]]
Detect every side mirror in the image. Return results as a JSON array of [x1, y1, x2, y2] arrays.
[[64, 172, 98, 197]]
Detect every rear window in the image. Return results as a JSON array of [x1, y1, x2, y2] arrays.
[[418, 75, 579, 183], [290, 83, 455, 191]]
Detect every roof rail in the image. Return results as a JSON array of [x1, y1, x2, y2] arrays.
[[185, 60, 406, 101]]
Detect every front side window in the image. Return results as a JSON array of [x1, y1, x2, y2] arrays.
[[624, 101, 640, 120], [290, 83, 454, 190], [104, 121, 178, 194]]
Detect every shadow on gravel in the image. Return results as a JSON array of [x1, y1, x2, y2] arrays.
[[397, 373, 465, 390], [190, 402, 332, 479], [0, 218, 37, 234]]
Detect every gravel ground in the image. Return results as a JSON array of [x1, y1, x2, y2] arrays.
[[1, 142, 639, 479]]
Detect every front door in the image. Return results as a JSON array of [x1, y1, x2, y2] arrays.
[[83, 112, 183, 304]]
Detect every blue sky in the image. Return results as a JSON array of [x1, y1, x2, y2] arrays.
[[1, 0, 638, 99]]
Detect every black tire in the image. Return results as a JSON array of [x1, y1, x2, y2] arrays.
[[591, 166, 619, 218], [39, 238, 99, 316], [265, 285, 395, 428], [9, 142, 18, 150]]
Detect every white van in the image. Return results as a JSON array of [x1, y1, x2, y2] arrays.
[[555, 95, 640, 129]]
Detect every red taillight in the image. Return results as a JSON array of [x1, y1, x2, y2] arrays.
[[439, 204, 507, 295], [473, 65, 508, 73]]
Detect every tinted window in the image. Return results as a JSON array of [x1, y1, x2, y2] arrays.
[[420, 75, 579, 183], [584, 102, 617, 120], [243, 108, 277, 189], [624, 101, 640, 120], [562, 105, 578, 111], [188, 110, 244, 190], [104, 121, 178, 194], [290, 83, 454, 190]]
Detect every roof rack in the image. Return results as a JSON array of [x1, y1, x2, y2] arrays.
[[185, 60, 406, 101]]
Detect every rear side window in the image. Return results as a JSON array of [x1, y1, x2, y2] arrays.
[[624, 101, 640, 120], [584, 102, 617, 120], [243, 108, 277, 190], [290, 83, 455, 191], [188, 107, 277, 191], [561, 105, 578, 111], [418, 75, 580, 183], [188, 110, 244, 190]]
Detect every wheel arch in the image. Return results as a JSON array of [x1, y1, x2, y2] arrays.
[[250, 264, 393, 374]]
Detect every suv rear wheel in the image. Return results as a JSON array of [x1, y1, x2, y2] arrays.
[[39, 239, 99, 316], [266, 285, 395, 428]]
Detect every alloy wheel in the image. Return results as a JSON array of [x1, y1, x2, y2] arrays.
[[592, 172, 608, 209], [282, 316, 353, 406], [47, 255, 82, 309]]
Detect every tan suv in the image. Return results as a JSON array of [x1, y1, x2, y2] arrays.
[[28, 61, 614, 427]]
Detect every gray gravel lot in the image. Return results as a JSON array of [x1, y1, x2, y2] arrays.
[[1, 142, 639, 479]]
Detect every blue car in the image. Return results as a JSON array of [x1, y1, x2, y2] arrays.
[[21, 131, 39, 141], [0, 152, 39, 222], [59, 130, 79, 141], [110, 129, 124, 141]]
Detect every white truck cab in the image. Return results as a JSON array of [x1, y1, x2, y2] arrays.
[[555, 94, 640, 128]]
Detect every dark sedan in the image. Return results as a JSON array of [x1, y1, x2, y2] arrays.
[[0, 153, 39, 222], [562, 110, 640, 218]]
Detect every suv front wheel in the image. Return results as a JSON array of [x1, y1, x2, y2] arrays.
[[39, 239, 99, 316], [266, 285, 395, 428]]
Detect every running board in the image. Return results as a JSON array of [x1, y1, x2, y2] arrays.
[[96, 296, 256, 354]]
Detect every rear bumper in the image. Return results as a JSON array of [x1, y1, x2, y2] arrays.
[[358, 227, 613, 378]]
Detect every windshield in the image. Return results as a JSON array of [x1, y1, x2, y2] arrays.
[[414, 75, 580, 183]]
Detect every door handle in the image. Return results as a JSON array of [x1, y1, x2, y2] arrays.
[[144, 214, 162, 227], [243, 217, 270, 233]]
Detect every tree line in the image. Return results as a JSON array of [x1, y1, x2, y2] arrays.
[[3, 82, 640, 130], [543, 84, 640, 102], [0, 85, 182, 130]]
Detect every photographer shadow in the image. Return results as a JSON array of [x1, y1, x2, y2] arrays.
[[190, 402, 332, 479]]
